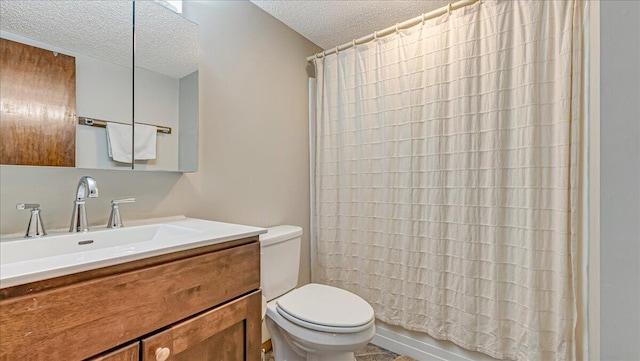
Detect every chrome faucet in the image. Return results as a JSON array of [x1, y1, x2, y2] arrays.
[[16, 203, 47, 238], [107, 198, 136, 228], [69, 176, 99, 232]]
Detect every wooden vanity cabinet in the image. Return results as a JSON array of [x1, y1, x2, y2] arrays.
[[0, 237, 261, 361]]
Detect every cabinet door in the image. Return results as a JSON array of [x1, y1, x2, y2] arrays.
[[141, 291, 261, 361], [87, 342, 139, 361]]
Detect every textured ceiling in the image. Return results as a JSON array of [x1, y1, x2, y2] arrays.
[[0, 0, 198, 79], [250, 0, 450, 50]]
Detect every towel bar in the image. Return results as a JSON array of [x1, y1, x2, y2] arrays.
[[78, 117, 172, 134]]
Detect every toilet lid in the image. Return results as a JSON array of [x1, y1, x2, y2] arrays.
[[275, 283, 374, 331]]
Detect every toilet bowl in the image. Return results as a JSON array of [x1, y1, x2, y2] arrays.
[[260, 227, 376, 361], [266, 283, 375, 361]]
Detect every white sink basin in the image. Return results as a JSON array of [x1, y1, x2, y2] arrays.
[[1, 223, 200, 264], [0, 216, 266, 288]]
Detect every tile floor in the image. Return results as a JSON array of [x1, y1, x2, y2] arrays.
[[265, 343, 415, 361]]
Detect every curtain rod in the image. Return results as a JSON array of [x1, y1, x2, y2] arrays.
[[306, 0, 480, 62]]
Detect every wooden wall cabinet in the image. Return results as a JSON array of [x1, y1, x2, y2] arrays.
[[0, 237, 261, 361]]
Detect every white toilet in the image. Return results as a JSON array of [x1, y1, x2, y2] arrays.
[[260, 226, 376, 361]]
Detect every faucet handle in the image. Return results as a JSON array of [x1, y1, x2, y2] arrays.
[[16, 203, 40, 210], [107, 198, 135, 228], [16, 203, 47, 238], [111, 198, 136, 205]]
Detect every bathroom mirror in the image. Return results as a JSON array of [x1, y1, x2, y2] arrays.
[[133, 1, 199, 171], [0, 0, 199, 172]]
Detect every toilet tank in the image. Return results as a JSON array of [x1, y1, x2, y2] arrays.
[[259, 225, 303, 301]]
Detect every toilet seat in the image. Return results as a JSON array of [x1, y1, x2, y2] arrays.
[[276, 306, 375, 333], [275, 283, 375, 334]]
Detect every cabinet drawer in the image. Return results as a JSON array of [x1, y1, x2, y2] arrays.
[[86, 342, 139, 361], [142, 291, 262, 361], [0, 242, 260, 361]]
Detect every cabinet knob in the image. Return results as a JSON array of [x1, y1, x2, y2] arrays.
[[155, 347, 171, 361]]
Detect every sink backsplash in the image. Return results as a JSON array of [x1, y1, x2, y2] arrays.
[[0, 166, 188, 236]]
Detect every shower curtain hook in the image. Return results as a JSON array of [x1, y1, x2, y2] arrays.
[[335, 46, 339, 55], [422, 13, 426, 25], [352, 39, 357, 48], [448, 3, 452, 14], [395, 23, 400, 33], [374, 31, 378, 40]]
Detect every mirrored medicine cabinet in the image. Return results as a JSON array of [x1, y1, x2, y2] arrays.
[[0, 0, 199, 172]]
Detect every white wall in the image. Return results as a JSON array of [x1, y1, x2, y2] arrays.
[[74, 53, 132, 170], [600, 1, 640, 360], [132, 67, 180, 171], [0, 0, 320, 286], [77, 64, 182, 171], [181, 0, 320, 285], [178, 71, 199, 172]]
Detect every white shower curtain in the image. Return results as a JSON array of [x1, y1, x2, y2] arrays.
[[312, 1, 583, 360]]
